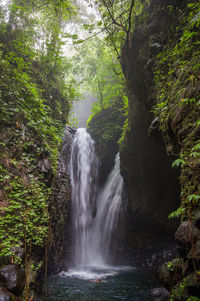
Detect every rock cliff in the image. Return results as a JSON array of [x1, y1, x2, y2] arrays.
[[120, 0, 200, 298], [87, 102, 125, 183]]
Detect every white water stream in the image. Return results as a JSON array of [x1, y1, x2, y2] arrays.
[[69, 128, 124, 271]]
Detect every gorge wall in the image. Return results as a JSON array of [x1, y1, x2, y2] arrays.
[[0, 121, 73, 300], [120, 0, 186, 230], [120, 0, 200, 298]]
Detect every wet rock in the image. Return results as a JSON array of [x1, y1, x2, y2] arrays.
[[159, 258, 188, 289], [62, 125, 76, 174], [37, 156, 53, 185], [0, 265, 25, 293], [87, 105, 125, 183], [148, 117, 164, 145], [184, 272, 200, 298], [159, 262, 171, 287], [32, 297, 42, 301], [0, 286, 18, 301], [193, 209, 200, 229], [172, 272, 200, 300], [171, 107, 186, 130], [37, 155, 53, 184], [38, 158, 51, 173], [150, 42, 163, 56], [148, 117, 159, 135], [48, 153, 71, 274], [175, 221, 200, 245], [151, 287, 169, 301], [187, 240, 200, 260]]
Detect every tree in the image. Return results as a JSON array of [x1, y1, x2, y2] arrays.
[[70, 36, 126, 119], [92, 0, 148, 53]]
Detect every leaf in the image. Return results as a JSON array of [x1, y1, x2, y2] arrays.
[[172, 159, 185, 168], [169, 207, 185, 219], [187, 194, 200, 203]]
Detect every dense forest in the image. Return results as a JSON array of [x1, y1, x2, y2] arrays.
[[0, 0, 200, 301]]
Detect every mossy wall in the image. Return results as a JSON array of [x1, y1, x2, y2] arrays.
[[120, 0, 200, 298], [87, 102, 125, 183]]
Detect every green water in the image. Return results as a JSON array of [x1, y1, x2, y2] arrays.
[[42, 265, 159, 301]]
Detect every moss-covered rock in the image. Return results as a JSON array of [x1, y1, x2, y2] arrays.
[[0, 265, 25, 294], [120, 0, 200, 295], [171, 272, 200, 301], [159, 258, 189, 289], [87, 103, 125, 182], [0, 286, 19, 301], [152, 1, 200, 297]]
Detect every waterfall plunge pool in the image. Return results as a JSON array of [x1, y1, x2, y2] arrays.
[[45, 128, 160, 301], [42, 265, 160, 301]]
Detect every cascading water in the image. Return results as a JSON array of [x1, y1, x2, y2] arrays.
[[70, 128, 99, 267], [91, 153, 124, 265], [70, 128, 124, 269], [46, 128, 159, 301]]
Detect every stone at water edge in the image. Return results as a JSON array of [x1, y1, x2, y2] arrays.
[[158, 263, 171, 288], [159, 258, 188, 289], [0, 265, 25, 293], [32, 297, 43, 301], [0, 286, 18, 301], [187, 240, 200, 260], [151, 287, 169, 301], [193, 209, 200, 229], [175, 221, 200, 245]]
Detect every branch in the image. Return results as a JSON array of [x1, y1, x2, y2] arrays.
[[112, 68, 122, 75], [101, 0, 128, 34], [104, 25, 120, 57], [74, 27, 106, 43], [127, 0, 135, 35]]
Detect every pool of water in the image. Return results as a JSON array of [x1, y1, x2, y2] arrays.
[[42, 265, 159, 301]]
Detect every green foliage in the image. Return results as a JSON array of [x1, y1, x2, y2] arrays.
[[0, 174, 50, 262], [94, 0, 149, 52], [172, 159, 185, 168], [167, 261, 174, 272], [87, 101, 125, 159], [118, 95, 130, 147], [154, 2, 200, 220], [169, 207, 186, 219], [70, 36, 127, 124], [0, 2, 78, 299]]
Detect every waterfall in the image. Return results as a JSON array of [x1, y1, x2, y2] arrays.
[[70, 128, 99, 267], [70, 128, 124, 269], [91, 153, 124, 265]]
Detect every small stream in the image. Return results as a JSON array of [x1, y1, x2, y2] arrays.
[[43, 266, 159, 301]]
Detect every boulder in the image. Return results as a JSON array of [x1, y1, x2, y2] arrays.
[[159, 258, 188, 289], [0, 265, 25, 293], [175, 221, 200, 245], [171, 272, 200, 300], [193, 210, 200, 229], [188, 240, 200, 260], [151, 287, 169, 301], [0, 286, 18, 301], [159, 263, 171, 288], [87, 104, 125, 183]]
